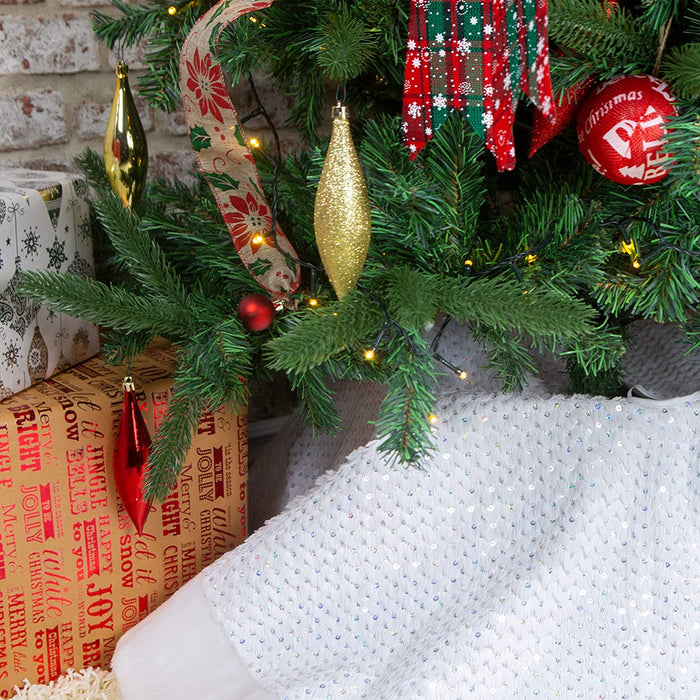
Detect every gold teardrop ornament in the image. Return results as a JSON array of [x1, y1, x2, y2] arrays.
[[104, 61, 149, 208], [313, 103, 371, 299]]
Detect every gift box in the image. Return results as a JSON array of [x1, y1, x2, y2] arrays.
[[0, 169, 100, 400], [0, 340, 247, 695]]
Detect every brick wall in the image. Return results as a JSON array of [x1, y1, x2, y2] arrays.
[[0, 0, 296, 180]]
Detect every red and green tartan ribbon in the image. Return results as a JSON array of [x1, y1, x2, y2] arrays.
[[403, 0, 553, 171], [179, 0, 300, 301]]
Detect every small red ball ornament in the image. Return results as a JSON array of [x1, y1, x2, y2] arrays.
[[237, 293, 276, 331], [577, 74, 677, 185]]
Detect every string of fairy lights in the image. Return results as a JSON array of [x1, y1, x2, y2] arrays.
[[229, 61, 582, 389], [235, 68, 477, 385], [164, 5, 698, 425], [608, 215, 700, 270]]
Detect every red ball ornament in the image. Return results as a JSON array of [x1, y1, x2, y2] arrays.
[[577, 74, 677, 185], [237, 293, 276, 331]]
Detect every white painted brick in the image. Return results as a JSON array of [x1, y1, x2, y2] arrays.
[[2, 155, 75, 172], [161, 109, 188, 137], [0, 14, 99, 75], [0, 90, 67, 151], [149, 150, 197, 183], [75, 98, 154, 140], [231, 76, 293, 130], [107, 43, 147, 71], [58, 0, 111, 7]]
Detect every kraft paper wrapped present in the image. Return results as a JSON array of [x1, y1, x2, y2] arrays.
[[0, 169, 100, 399], [0, 340, 248, 694]]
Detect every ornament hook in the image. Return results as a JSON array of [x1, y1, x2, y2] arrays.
[[334, 82, 347, 105], [115, 37, 125, 63]]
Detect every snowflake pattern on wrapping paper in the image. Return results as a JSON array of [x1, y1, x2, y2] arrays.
[[73, 327, 91, 350], [2, 341, 20, 368], [27, 344, 46, 375], [185, 47, 231, 125], [78, 214, 91, 242], [46, 234, 68, 271], [223, 191, 275, 255], [22, 226, 40, 259]]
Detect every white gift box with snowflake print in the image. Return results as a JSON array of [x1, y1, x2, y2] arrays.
[[0, 169, 100, 398]]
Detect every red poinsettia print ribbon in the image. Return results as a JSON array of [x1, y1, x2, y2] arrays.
[[403, 0, 554, 171], [180, 0, 300, 300]]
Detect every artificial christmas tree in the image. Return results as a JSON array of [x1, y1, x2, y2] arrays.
[[18, 0, 699, 502], [8, 0, 700, 697]]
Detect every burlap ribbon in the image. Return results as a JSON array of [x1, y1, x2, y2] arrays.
[[179, 0, 300, 300]]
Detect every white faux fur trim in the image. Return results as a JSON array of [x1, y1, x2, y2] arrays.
[[11, 667, 120, 699]]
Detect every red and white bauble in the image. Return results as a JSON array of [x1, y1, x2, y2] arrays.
[[577, 74, 677, 185]]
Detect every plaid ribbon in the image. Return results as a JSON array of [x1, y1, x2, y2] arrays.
[[179, 0, 300, 301], [403, 0, 553, 171]]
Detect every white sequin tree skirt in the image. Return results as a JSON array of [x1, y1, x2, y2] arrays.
[[111, 321, 700, 699]]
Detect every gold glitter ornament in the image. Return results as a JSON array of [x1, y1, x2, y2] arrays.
[[314, 103, 371, 298], [104, 61, 149, 208]]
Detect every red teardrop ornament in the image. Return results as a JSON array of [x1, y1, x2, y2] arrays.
[[113, 377, 152, 534]]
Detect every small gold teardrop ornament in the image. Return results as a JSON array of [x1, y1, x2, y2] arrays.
[[313, 103, 371, 298], [104, 61, 148, 208]]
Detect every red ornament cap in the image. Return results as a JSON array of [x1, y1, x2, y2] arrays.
[[237, 293, 276, 332], [576, 74, 677, 185]]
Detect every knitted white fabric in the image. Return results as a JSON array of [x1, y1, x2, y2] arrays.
[[202, 323, 700, 699]]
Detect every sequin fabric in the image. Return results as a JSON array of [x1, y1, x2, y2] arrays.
[[204, 324, 699, 699]]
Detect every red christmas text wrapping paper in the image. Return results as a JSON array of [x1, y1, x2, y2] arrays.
[[0, 339, 247, 694]]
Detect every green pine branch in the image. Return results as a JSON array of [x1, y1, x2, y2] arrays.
[[288, 364, 342, 435], [663, 44, 700, 98], [92, 0, 167, 49], [93, 0, 208, 111], [381, 267, 439, 330], [636, 0, 677, 35], [361, 114, 486, 274], [549, 0, 656, 73], [144, 325, 251, 499], [561, 325, 627, 379], [315, 8, 377, 82], [18, 272, 192, 336], [663, 111, 700, 197], [681, 314, 700, 352], [77, 151, 193, 307], [144, 362, 205, 500], [470, 323, 538, 393], [100, 330, 155, 365], [435, 274, 597, 344], [266, 294, 380, 373], [374, 332, 438, 466], [594, 262, 700, 323]]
